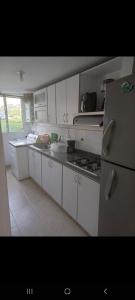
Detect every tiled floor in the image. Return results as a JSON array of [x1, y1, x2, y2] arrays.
[[7, 168, 88, 236]]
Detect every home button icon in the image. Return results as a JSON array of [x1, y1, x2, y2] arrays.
[[64, 288, 71, 295]]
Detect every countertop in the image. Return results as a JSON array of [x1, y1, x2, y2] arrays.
[[9, 139, 35, 147], [9, 139, 28, 147], [28, 144, 101, 183]]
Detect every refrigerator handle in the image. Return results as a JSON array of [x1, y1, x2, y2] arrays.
[[103, 119, 115, 156], [105, 169, 116, 201]]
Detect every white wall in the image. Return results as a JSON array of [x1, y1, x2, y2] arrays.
[[2, 95, 33, 166], [0, 122, 11, 235], [32, 123, 103, 155]]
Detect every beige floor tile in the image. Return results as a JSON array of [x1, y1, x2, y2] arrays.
[[7, 169, 88, 237]]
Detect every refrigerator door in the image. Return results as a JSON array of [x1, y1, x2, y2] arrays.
[[102, 74, 135, 169], [98, 160, 135, 236]]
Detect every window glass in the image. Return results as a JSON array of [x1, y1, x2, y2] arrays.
[[0, 96, 7, 132], [6, 97, 23, 132]]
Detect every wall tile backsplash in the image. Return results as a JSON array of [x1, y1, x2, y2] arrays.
[[32, 123, 103, 155]]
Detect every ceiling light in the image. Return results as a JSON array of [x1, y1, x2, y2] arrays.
[[17, 70, 25, 81]]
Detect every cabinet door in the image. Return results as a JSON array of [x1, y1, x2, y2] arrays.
[[28, 149, 35, 179], [41, 155, 47, 191], [56, 80, 66, 124], [63, 166, 78, 219], [77, 174, 100, 236], [66, 74, 79, 124], [34, 107, 48, 123], [47, 84, 56, 124], [17, 147, 29, 179], [10, 145, 18, 178], [34, 88, 47, 107], [34, 151, 41, 186], [45, 157, 52, 196], [46, 157, 62, 205]]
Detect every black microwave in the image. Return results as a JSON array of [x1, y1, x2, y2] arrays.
[[80, 92, 97, 112]]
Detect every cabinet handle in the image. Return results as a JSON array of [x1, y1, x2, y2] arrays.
[[103, 120, 115, 156], [105, 169, 116, 201]]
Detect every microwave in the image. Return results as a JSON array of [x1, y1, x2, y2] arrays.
[[80, 92, 97, 112]]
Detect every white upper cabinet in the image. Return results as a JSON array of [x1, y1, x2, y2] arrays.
[[34, 107, 48, 123], [33, 74, 79, 124], [56, 80, 67, 124], [34, 88, 48, 123], [56, 75, 79, 125], [47, 84, 56, 124], [66, 74, 79, 124], [34, 88, 48, 107]]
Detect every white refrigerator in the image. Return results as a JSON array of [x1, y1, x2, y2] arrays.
[[98, 74, 135, 236]]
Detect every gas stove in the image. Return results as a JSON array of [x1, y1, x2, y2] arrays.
[[67, 155, 101, 177]]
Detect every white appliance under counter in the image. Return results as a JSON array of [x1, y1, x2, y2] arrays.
[[9, 134, 38, 180]]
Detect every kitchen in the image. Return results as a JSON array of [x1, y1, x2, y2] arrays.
[[0, 56, 134, 236]]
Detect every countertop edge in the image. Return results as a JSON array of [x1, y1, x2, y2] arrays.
[[28, 145, 101, 183]]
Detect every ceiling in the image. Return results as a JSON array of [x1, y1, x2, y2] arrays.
[[0, 56, 113, 94]]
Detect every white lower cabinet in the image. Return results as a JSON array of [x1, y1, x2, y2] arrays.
[[28, 148, 34, 179], [77, 174, 100, 236], [41, 154, 47, 191], [28, 149, 41, 186], [62, 166, 100, 236], [34, 151, 42, 185], [42, 155, 62, 206], [29, 149, 100, 235], [63, 166, 78, 219], [9, 145, 29, 180]]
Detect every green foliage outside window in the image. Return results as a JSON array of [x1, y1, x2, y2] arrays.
[[0, 96, 23, 133]]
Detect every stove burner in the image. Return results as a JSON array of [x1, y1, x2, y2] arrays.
[[67, 156, 101, 176], [84, 162, 100, 171]]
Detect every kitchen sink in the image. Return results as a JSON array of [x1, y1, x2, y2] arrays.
[[32, 143, 50, 150]]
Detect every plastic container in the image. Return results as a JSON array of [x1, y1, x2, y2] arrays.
[[50, 142, 67, 153]]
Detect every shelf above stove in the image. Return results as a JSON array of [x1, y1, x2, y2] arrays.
[[74, 111, 104, 117]]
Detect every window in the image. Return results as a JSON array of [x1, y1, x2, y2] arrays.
[[6, 97, 23, 132], [0, 96, 23, 133], [0, 96, 6, 132]]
